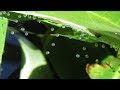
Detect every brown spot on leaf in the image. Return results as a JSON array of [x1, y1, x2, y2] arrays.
[[101, 64, 108, 69], [96, 71, 102, 75], [86, 64, 90, 74]]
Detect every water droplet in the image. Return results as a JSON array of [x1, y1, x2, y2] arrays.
[[95, 59, 99, 63], [46, 51, 50, 55], [69, 36, 72, 39], [18, 15, 21, 18], [33, 16, 36, 20], [37, 20, 41, 23], [11, 31, 14, 35], [3, 11, 6, 14], [62, 26, 65, 28], [101, 44, 105, 48], [56, 34, 60, 37], [25, 32, 28, 36], [85, 54, 89, 58], [21, 27, 25, 31], [95, 43, 98, 47], [28, 15, 31, 19], [51, 28, 54, 31], [7, 12, 10, 16], [23, 14, 27, 17], [15, 20, 18, 23], [82, 47, 86, 51], [51, 43, 55, 46], [76, 54, 80, 58]]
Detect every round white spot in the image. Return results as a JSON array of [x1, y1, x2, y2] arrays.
[[28, 15, 31, 19], [25, 32, 28, 36], [51, 28, 54, 31], [37, 20, 41, 23], [18, 15, 21, 18], [69, 36, 72, 39], [85, 54, 89, 58], [23, 15, 27, 17], [11, 31, 14, 35], [82, 47, 86, 51], [7, 12, 10, 16], [15, 20, 18, 23], [102, 44, 105, 48], [95, 59, 99, 63], [56, 34, 60, 37], [21, 27, 25, 31], [3, 11, 6, 14], [95, 43, 98, 47], [33, 16, 36, 20], [76, 54, 80, 58], [51, 43, 55, 46], [46, 51, 50, 55], [62, 25, 65, 28]]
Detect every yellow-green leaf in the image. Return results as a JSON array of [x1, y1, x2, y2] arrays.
[[0, 17, 8, 64]]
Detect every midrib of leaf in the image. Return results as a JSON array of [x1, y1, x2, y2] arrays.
[[87, 11, 120, 30]]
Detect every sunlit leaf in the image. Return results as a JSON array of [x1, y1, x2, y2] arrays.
[[86, 56, 120, 79], [0, 17, 8, 64], [16, 35, 54, 79], [1, 11, 120, 49]]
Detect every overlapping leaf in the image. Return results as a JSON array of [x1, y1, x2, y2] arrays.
[[15, 35, 54, 79], [0, 17, 8, 64], [86, 56, 120, 79], [1, 11, 120, 49]]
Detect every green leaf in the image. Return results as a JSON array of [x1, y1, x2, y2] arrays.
[[1, 11, 120, 79], [1, 11, 120, 49], [16, 35, 54, 79], [37, 11, 120, 49], [86, 56, 120, 79], [0, 17, 8, 64]]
